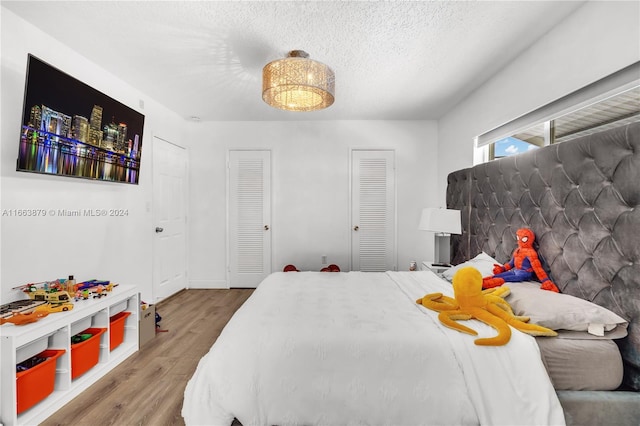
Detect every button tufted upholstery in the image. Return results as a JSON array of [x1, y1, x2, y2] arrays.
[[447, 121, 640, 390]]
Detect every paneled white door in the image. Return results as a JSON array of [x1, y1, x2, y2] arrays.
[[228, 150, 271, 288], [351, 150, 396, 272], [153, 137, 188, 301]]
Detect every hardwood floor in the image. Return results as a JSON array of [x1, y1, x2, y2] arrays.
[[41, 289, 253, 426]]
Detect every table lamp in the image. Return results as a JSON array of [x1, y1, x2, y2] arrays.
[[418, 208, 462, 265]]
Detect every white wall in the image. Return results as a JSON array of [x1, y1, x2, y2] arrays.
[[0, 8, 186, 304], [437, 1, 640, 202], [1, 8, 439, 298], [185, 120, 438, 288], [5, 1, 636, 297]]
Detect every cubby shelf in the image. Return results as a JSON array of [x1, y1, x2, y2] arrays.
[[0, 285, 138, 426]]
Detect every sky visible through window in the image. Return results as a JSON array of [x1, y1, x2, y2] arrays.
[[494, 136, 539, 157]]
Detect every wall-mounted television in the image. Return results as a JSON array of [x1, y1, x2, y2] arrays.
[[17, 55, 145, 184]]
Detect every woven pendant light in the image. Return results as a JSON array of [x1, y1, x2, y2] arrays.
[[262, 50, 335, 112]]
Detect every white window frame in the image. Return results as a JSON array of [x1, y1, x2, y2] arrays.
[[474, 61, 640, 164]]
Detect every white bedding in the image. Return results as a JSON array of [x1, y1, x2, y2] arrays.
[[182, 271, 565, 426]]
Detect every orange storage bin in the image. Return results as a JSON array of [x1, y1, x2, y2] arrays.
[[71, 327, 106, 379], [109, 311, 131, 351], [16, 349, 65, 414]]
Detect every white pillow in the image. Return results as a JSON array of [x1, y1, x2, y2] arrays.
[[506, 281, 628, 337], [442, 252, 499, 281]]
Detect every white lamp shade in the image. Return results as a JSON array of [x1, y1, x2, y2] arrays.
[[418, 208, 461, 234]]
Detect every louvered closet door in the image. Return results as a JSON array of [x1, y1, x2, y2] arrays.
[[228, 150, 271, 288], [351, 150, 396, 272]]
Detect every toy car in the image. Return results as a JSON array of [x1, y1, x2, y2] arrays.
[[46, 291, 71, 303], [92, 285, 107, 298], [34, 303, 74, 313]]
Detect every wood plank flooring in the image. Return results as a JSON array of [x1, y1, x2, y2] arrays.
[[41, 289, 253, 426]]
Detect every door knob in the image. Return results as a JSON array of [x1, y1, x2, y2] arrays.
[[155, 227, 164, 233], [353, 225, 359, 231], [264, 225, 269, 230]]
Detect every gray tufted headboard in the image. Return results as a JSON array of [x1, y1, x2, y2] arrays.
[[446, 121, 640, 390]]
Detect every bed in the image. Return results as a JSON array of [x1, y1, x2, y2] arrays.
[[446, 121, 640, 425], [183, 270, 564, 425], [183, 121, 640, 425]]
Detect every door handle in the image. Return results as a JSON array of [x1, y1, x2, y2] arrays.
[[155, 227, 164, 233], [353, 225, 359, 231], [264, 225, 269, 231]]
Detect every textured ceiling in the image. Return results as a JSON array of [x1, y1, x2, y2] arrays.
[[3, 1, 585, 122]]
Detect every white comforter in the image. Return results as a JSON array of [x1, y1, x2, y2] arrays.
[[182, 271, 565, 426]]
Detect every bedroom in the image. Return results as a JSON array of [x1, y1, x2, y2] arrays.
[[1, 1, 639, 425]]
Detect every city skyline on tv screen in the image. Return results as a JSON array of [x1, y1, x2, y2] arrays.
[[17, 55, 145, 184]]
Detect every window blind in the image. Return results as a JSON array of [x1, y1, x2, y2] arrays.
[[476, 61, 640, 147]]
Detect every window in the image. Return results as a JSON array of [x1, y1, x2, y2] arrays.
[[553, 86, 640, 143], [475, 62, 640, 163], [491, 122, 545, 160], [483, 86, 639, 161]]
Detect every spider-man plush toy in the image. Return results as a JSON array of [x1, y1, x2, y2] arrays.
[[482, 228, 560, 292]]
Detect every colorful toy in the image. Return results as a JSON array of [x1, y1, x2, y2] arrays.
[[35, 303, 73, 313], [45, 291, 72, 304], [19, 281, 75, 302], [320, 264, 341, 272], [482, 228, 560, 292], [0, 309, 49, 326], [48, 281, 64, 292], [76, 279, 111, 291], [71, 332, 93, 344], [416, 266, 557, 345], [92, 285, 107, 298], [75, 288, 94, 301]]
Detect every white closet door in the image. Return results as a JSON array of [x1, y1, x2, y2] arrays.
[[228, 150, 271, 288], [351, 150, 396, 272]]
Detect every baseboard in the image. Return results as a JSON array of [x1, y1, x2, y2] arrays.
[[156, 289, 187, 306], [188, 279, 229, 289]]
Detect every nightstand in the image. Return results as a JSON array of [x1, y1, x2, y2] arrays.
[[421, 261, 451, 275]]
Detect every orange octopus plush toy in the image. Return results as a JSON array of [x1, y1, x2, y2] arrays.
[[417, 266, 557, 345], [482, 228, 560, 293]]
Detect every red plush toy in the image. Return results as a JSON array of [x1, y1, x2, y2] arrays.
[[482, 228, 560, 292]]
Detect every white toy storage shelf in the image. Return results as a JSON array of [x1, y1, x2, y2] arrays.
[[0, 285, 138, 426]]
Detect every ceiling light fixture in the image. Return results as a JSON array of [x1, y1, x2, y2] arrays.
[[262, 50, 335, 112]]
